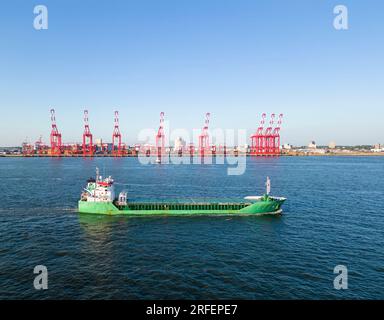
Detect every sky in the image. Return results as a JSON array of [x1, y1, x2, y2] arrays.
[[0, 0, 383, 146]]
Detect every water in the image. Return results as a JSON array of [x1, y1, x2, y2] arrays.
[[0, 156, 383, 299]]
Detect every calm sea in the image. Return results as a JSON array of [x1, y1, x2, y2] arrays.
[[0, 156, 383, 299]]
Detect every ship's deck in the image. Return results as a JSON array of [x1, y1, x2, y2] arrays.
[[116, 202, 252, 211]]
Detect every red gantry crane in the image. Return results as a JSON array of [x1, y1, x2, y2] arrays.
[[272, 114, 283, 155], [112, 111, 122, 157], [50, 108, 62, 156], [155, 112, 165, 162], [82, 109, 93, 156], [250, 113, 266, 155], [264, 114, 275, 155], [198, 112, 210, 156]]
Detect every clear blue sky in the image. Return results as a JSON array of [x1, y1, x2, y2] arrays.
[[0, 0, 383, 146]]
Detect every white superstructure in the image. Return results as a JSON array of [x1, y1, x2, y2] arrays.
[[81, 168, 115, 202]]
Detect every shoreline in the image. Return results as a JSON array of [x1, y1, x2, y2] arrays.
[[1, 153, 384, 158]]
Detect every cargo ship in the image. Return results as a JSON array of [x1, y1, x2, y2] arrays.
[[78, 168, 286, 216]]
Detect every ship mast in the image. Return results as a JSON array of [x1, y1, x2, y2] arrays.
[[96, 167, 99, 183], [266, 177, 271, 195]]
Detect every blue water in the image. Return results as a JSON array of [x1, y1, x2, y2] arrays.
[[0, 156, 383, 299]]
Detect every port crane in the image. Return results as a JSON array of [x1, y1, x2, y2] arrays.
[[155, 112, 165, 163], [82, 110, 93, 156], [50, 108, 62, 156], [198, 112, 210, 156], [112, 111, 122, 156]]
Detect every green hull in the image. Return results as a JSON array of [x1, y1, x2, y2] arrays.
[[78, 198, 285, 216]]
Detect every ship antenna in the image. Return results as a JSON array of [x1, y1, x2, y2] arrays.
[[266, 177, 271, 195]]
